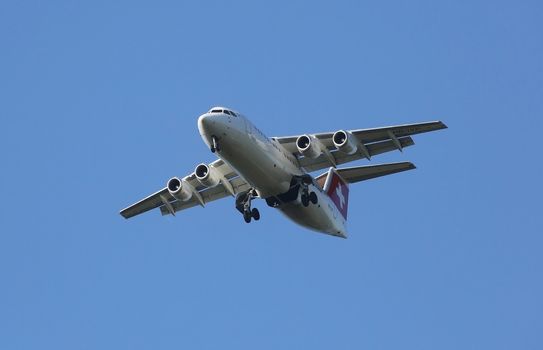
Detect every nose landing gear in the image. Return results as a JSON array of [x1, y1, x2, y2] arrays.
[[210, 135, 221, 153], [236, 189, 260, 223]]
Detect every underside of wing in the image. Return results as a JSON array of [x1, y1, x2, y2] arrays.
[[273, 120, 446, 173], [348, 121, 447, 144], [120, 187, 170, 219], [299, 136, 415, 173], [159, 176, 251, 215], [120, 158, 248, 219]]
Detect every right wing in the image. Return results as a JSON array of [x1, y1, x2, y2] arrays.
[[120, 159, 250, 219]]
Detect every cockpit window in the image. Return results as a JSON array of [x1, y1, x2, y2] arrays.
[[209, 108, 237, 116], [223, 110, 238, 117]]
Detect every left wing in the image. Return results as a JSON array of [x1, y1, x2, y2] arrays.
[[120, 159, 249, 219], [274, 121, 446, 172]]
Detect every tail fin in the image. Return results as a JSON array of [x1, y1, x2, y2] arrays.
[[323, 168, 349, 220]]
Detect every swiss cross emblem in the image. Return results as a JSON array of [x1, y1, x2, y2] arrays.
[[327, 171, 349, 220]]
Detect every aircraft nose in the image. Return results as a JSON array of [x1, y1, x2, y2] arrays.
[[197, 114, 210, 135], [198, 113, 226, 137]]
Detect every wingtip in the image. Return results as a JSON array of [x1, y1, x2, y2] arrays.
[[404, 161, 416, 170], [428, 120, 448, 130], [119, 210, 130, 219]]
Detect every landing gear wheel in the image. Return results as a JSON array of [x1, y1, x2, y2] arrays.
[[301, 194, 310, 207], [251, 208, 260, 221], [309, 191, 318, 204], [243, 210, 252, 223], [237, 189, 260, 223]]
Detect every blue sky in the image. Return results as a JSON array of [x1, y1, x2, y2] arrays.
[[1, 1, 542, 349]]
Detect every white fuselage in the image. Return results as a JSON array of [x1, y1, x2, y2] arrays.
[[197, 110, 347, 237]]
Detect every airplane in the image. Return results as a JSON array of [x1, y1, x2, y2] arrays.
[[120, 107, 447, 238]]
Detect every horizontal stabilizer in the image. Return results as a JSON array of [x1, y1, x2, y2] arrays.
[[316, 162, 416, 184]]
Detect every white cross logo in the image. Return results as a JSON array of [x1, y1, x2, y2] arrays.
[[336, 183, 345, 209]]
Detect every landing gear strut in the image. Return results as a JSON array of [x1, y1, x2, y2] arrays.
[[300, 181, 318, 207], [236, 189, 260, 223], [210, 135, 221, 153]]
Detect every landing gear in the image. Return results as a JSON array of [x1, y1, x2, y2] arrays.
[[300, 182, 318, 207], [236, 189, 260, 223], [301, 193, 310, 207], [309, 191, 318, 204], [210, 135, 221, 153], [243, 210, 252, 223]]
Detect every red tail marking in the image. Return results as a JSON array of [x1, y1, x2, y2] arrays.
[[326, 170, 349, 220]]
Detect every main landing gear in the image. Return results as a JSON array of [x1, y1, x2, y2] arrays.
[[300, 177, 318, 207], [210, 135, 221, 153], [236, 189, 260, 223]]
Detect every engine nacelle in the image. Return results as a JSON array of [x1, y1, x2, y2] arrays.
[[167, 177, 192, 201], [195, 163, 221, 188], [296, 134, 323, 159], [333, 130, 358, 155]]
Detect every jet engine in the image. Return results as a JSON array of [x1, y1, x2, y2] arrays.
[[296, 134, 323, 159], [333, 130, 358, 155], [167, 177, 192, 201], [195, 163, 221, 188]]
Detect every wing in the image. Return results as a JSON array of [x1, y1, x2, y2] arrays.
[[120, 159, 250, 219], [274, 121, 447, 173]]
